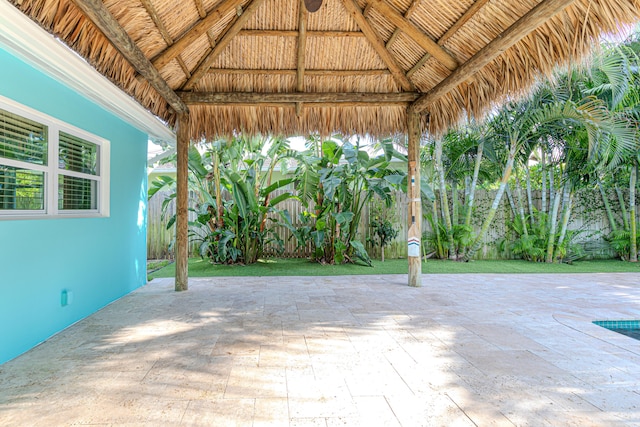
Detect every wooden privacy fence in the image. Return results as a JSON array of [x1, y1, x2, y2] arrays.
[[147, 188, 623, 260]]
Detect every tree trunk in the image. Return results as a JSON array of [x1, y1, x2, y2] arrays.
[[214, 152, 224, 229], [549, 168, 555, 217], [555, 181, 573, 256], [597, 177, 617, 233], [525, 164, 535, 227], [515, 171, 528, 236], [431, 196, 444, 258], [465, 141, 483, 227], [615, 185, 630, 230], [462, 141, 517, 262], [630, 160, 637, 262], [546, 189, 562, 263], [505, 184, 517, 218], [540, 149, 547, 226], [452, 180, 459, 227], [435, 139, 456, 259]]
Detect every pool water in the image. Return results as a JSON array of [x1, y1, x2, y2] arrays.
[[593, 320, 640, 341], [607, 328, 640, 340]]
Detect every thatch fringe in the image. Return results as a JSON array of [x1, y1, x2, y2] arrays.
[[9, 0, 640, 139], [426, 0, 640, 136], [189, 104, 414, 139], [11, 0, 175, 126]]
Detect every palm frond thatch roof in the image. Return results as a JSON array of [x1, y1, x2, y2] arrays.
[[8, 0, 640, 139]]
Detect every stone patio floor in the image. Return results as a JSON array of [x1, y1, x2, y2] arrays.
[[1, 273, 640, 426]]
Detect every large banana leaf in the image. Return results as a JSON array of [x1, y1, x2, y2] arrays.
[[263, 178, 295, 195], [268, 192, 299, 208]]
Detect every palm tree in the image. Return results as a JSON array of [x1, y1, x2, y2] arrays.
[[579, 39, 640, 261]]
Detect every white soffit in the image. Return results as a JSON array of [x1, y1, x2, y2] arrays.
[[0, 0, 176, 144]]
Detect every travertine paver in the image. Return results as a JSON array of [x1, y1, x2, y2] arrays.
[[1, 273, 640, 426]]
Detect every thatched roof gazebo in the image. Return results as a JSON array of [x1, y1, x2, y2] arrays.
[[8, 0, 640, 288]]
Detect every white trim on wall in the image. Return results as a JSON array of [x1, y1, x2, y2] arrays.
[[0, 0, 175, 145], [0, 95, 111, 219]]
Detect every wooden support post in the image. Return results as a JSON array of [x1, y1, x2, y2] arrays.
[[407, 109, 422, 287], [175, 113, 190, 291]]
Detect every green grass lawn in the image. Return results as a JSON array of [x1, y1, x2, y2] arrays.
[[148, 257, 640, 280]]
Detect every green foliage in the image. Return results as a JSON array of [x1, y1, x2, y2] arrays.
[[369, 218, 399, 261], [367, 194, 400, 261], [288, 135, 406, 265], [606, 229, 640, 261], [149, 135, 298, 265]]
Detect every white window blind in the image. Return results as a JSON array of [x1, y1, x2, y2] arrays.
[[0, 109, 48, 166]]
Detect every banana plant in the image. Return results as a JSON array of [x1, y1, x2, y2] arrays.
[[149, 135, 299, 264], [290, 135, 415, 265]]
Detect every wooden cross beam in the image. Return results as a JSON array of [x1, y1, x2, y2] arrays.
[[178, 91, 420, 104]]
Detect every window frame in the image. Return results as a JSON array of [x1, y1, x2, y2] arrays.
[[0, 95, 110, 220]]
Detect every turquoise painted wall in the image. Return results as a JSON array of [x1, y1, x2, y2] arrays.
[[0, 48, 148, 364]]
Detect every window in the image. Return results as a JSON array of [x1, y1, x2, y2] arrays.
[[0, 96, 109, 219]]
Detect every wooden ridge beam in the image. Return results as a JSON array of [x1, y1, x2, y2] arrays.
[[238, 29, 366, 37], [179, 91, 420, 104], [407, 0, 490, 78], [296, 0, 308, 115], [369, 0, 458, 71], [207, 68, 390, 76], [183, 0, 267, 90], [151, 0, 244, 71], [341, 0, 414, 91], [71, 0, 188, 114], [297, 0, 307, 93], [178, 101, 412, 108], [411, 0, 577, 113]]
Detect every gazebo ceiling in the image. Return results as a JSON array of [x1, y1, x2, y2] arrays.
[[8, 0, 640, 139]]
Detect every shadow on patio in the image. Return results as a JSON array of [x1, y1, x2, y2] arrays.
[[1, 273, 639, 426]]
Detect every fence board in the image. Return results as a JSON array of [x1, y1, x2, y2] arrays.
[[147, 187, 633, 260]]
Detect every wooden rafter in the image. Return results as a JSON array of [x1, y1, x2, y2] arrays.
[[385, 0, 421, 49], [71, 0, 188, 114], [369, 0, 458, 71], [411, 0, 578, 113], [140, 0, 173, 45], [183, 0, 267, 90], [407, 0, 490, 78], [207, 69, 390, 76], [176, 57, 192, 78], [150, 0, 244, 71], [179, 91, 420, 104], [193, 0, 207, 18], [139, 0, 197, 80], [341, 0, 414, 91]]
